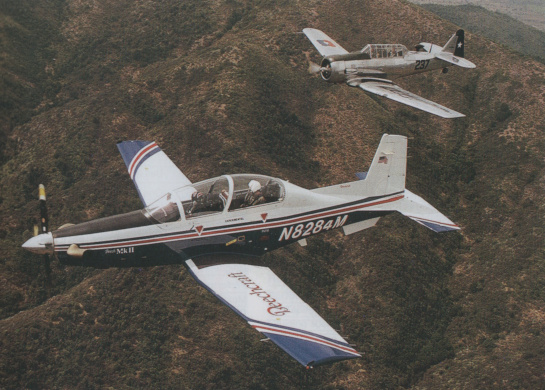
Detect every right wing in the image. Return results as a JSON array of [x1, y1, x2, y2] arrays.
[[303, 28, 349, 57], [357, 80, 465, 118], [186, 259, 361, 368], [117, 140, 192, 206]]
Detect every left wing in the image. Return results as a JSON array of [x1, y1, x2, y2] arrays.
[[186, 259, 361, 368], [303, 28, 349, 57], [356, 80, 465, 118], [117, 141, 192, 206]]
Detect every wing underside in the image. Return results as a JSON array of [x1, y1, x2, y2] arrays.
[[186, 259, 361, 367], [357, 81, 465, 118]]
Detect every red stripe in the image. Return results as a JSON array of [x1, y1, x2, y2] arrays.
[[129, 142, 157, 178], [252, 324, 359, 354]]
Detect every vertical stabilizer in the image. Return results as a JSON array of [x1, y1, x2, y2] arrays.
[[364, 134, 407, 196], [442, 29, 465, 58]]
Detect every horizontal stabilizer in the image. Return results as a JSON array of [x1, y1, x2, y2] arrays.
[[396, 190, 460, 232], [435, 52, 476, 69], [358, 81, 465, 118], [186, 260, 361, 367], [117, 141, 192, 206]]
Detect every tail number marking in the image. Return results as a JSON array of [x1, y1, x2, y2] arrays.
[[279, 215, 348, 241]]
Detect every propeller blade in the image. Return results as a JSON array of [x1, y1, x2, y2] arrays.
[[308, 61, 322, 74], [44, 254, 52, 287], [38, 184, 52, 288], [39, 184, 48, 234]]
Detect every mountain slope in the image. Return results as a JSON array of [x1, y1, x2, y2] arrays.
[[408, 0, 545, 32], [422, 4, 545, 63], [1, 0, 544, 388]]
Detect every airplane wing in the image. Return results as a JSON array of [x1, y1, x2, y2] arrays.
[[117, 141, 192, 207], [356, 81, 465, 118], [186, 259, 361, 368], [302, 28, 349, 57]]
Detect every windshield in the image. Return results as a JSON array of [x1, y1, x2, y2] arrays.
[[361, 44, 407, 59], [178, 177, 230, 219], [229, 174, 284, 211], [144, 193, 181, 224]]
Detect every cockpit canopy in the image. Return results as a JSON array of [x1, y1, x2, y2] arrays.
[[143, 174, 285, 223], [361, 44, 407, 59]]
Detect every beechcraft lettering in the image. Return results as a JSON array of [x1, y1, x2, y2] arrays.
[[228, 272, 290, 316], [279, 215, 348, 241], [23, 135, 460, 368], [303, 28, 476, 118]]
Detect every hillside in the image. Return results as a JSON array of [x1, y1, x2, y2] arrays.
[[408, 0, 545, 32], [421, 4, 545, 63], [1, 0, 544, 388]]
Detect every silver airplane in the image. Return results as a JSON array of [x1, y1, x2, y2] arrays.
[[303, 28, 476, 118], [23, 135, 459, 368]]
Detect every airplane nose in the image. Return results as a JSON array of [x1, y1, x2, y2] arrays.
[[22, 233, 54, 255]]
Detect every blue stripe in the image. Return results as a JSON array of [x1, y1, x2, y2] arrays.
[[418, 220, 458, 232], [263, 332, 360, 367], [116, 140, 154, 170]]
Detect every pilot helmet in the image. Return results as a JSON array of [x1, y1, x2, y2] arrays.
[[248, 180, 261, 193], [191, 191, 203, 202]]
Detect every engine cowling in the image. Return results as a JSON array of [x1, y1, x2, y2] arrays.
[[320, 58, 346, 83]]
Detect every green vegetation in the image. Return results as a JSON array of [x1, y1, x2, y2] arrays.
[[0, 0, 544, 389]]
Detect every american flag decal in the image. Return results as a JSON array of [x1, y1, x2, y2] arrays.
[[378, 156, 388, 164]]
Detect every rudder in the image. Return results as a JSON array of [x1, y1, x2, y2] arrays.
[[442, 29, 465, 57]]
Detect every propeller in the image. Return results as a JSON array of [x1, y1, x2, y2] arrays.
[[308, 61, 322, 74], [37, 184, 52, 285]]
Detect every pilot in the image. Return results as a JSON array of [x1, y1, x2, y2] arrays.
[[243, 180, 265, 207], [189, 191, 205, 215]]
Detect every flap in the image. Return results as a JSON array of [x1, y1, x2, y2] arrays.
[[357, 81, 465, 118], [117, 141, 192, 206], [186, 260, 361, 367], [303, 28, 349, 57]]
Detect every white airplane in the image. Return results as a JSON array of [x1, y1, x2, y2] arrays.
[[303, 28, 476, 118], [23, 135, 460, 368]]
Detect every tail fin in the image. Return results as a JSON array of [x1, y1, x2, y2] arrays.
[[364, 134, 407, 196], [310, 134, 460, 233], [311, 134, 407, 197], [442, 29, 465, 57]]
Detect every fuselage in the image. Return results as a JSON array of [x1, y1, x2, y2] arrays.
[[29, 174, 400, 268], [320, 45, 447, 83]]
